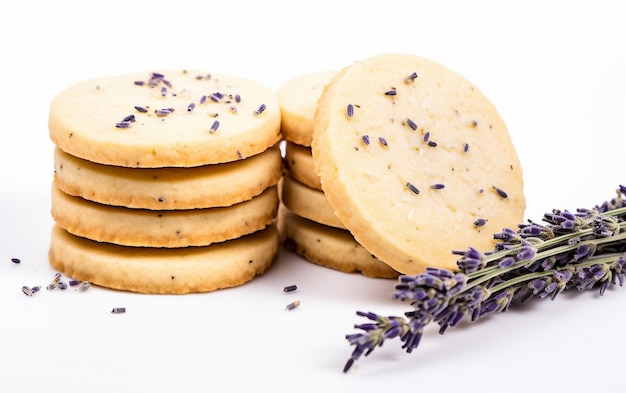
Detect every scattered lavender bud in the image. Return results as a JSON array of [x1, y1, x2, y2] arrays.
[[11, 258, 20, 264], [406, 118, 417, 131], [115, 121, 132, 129], [111, 307, 126, 314], [283, 284, 298, 293], [406, 182, 420, 196], [285, 301, 301, 311], [473, 218, 487, 227], [346, 104, 354, 118], [493, 186, 508, 199], [22, 286, 33, 296], [404, 72, 418, 83], [254, 104, 266, 116]]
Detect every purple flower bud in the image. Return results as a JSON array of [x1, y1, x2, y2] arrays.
[[499, 257, 516, 268], [517, 245, 536, 261]]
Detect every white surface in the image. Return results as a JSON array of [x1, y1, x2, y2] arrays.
[[2, 1, 626, 391]]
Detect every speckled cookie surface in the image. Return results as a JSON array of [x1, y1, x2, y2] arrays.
[[51, 183, 278, 247], [279, 209, 398, 279], [276, 71, 336, 147], [49, 224, 279, 294], [53, 145, 282, 209], [49, 70, 281, 167], [312, 53, 525, 274], [283, 142, 321, 191], [280, 174, 344, 229]]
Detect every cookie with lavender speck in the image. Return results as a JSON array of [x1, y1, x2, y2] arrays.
[[49, 70, 281, 168], [279, 208, 398, 279], [276, 70, 336, 147], [280, 174, 344, 229], [283, 142, 322, 191], [51, 183, 278, 248], [48, 223, 279, 294], [312, 53, 525, 274], [53, 145, 282, 210]]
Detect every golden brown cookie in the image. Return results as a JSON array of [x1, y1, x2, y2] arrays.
[[49, 224, 279, 294], [312, 53, 525, 274], [49, 70, 281, 167], [279, 209, 398, 279], [276, 70, 336, 147], [280, 174, 344, 229], [53, 145, 282, 209], [283, 142, 321, 191], [51, 183, 278, 247]]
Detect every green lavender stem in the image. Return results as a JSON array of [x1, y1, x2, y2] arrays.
[[344, 187, 626, 373]]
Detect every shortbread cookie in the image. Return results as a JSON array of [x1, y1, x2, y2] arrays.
[[49, 70, 281, 167], [51, 183, 278, 247], [49, 224, 279, 294], [283, 142, 321, 190], [53, 145, 282, 209], [276, 71, 336, 147], [279, 209, 398, 279], [312, 53, 525, 274], [280, 174, 344, 229]]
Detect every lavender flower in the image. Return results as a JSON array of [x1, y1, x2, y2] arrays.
[[344, 185, 626, 373]]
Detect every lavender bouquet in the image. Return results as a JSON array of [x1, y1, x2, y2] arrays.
[[344, 185, 626, 372]]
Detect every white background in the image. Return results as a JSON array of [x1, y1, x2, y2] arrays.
[[2, 1, 625, 392]]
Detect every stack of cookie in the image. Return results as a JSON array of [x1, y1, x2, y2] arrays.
[[276, 71, 400, 279], [48, 70, 283, 294]]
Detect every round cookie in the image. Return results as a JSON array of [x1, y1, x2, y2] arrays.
[[280, 174, 344, 229], [312, 53, 525, 274], [49, 70, 281, 168], [53, 145, 282, 209], [279, 209, 398, 279], [276, 70, 336, 147], [49, 224, 279, 294], [51, 183, 278, 248], [283, 142, 321, 191]]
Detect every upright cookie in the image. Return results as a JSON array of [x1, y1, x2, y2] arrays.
[[51, 184, 278, 247], [49, 70, 281, 167], [312, 53, 525, 274], [49, 224, 279, 294], [276, 70, 336, 146], [53, 145, 282, 209]]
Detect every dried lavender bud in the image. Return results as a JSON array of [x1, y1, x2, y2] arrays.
[[11, 258, 20, 264], [283, 284, 298, 293], [344, 185, 626, 373], [111, 307, 126, 314], [346, 104, 354, 118], [22, 286, 33, 296], [285, 301, 300, 311], [254, 104, 266, 116]]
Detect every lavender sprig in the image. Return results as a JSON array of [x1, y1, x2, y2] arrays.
[[344, 185, 626, 372]]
